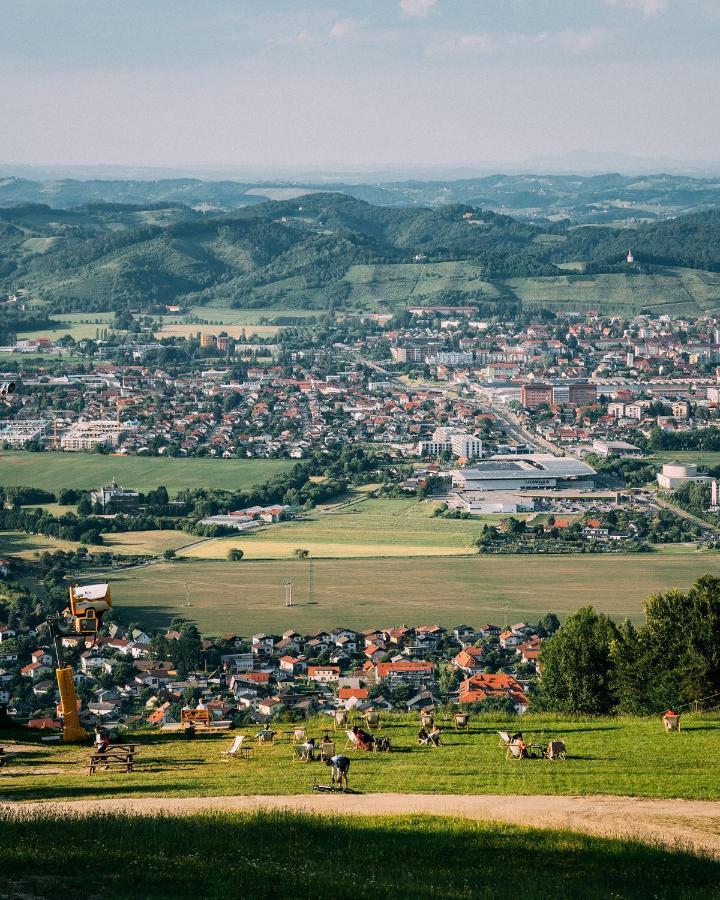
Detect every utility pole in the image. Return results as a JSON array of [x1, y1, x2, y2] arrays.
[[285, 581, 293, 607], [185, 581, 192, 608], [307, 559, 314, 604]]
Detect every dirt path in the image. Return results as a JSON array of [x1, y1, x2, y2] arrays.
[[4, 793, 720, 856]]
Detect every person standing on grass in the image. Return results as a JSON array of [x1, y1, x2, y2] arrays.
[[326, 754, 350, 789]]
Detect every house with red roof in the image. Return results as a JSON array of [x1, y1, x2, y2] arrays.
[[458, 673, 528, 712], [452, 647, 485, 675]]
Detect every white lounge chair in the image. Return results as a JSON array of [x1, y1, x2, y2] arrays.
[[221, 735, 252, 760], [344, 729, 361, 752]]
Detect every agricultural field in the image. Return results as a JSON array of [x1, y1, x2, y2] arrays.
[[2, 808, 714, 900], [106, 547, 720, 633], [343, 262, 501, 309], [186, 306, 320, 323], [505, 267, 720, 316], [153, 322, 280, 339], [653, 450, 720, 468], [99, 530, 195, 556], [0, 452, 292, 494], [180, 498, 504, 560], [0, 530, 83, 559], [4, 714, 720, 802]]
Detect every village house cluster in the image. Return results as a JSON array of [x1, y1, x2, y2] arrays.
[[0, 618, 544, 731]]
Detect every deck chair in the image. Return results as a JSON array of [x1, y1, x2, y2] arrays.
[[506, 743, 525, 761], [420, 712, 434, 730], [257, 730, 275, 747], [365, 710, 380, 730], [498, 731, 512, 747], [454, 713, 470, 730], [320, 739, 336, 761], [293, 727, 308, 744], [291, 745, 308, 762], [344, 729, 361, 752], [546, 740, 566, 761], [221, 735, 252, 760], [334, 709, 348, 730]]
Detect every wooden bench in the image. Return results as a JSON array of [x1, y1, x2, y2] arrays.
[[88, 746, 138, 775], [181, 709, 210, 727]]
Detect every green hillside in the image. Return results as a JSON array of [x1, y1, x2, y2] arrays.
[[3, 193, 720, 317]]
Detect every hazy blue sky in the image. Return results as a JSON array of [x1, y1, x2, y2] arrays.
[[1, 0, 718, 170]]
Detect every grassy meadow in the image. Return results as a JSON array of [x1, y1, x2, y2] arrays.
[[107, 548, 720, 633], [180, 497, 501, 560], [0, 451, 292, 494], [1, 808, 717, 900], [3, 714, 720, 803]]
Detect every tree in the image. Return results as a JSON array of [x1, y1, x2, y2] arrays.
[[294, 548, 310, 559], [227, 548, 244, 561], [537, 613, 560, 637], [535, 607, 618, 714], [170, 623, 202, 678], [163, 548, 177, 561]]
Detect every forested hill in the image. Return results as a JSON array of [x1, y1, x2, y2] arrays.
[[2, 192, 720, 315]]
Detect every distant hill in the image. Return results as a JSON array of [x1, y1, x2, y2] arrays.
[[3, 171, 720, 223], [2, 193, 720, 317]]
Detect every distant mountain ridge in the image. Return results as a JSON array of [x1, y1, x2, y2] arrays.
[[3, 172, 720, 224]]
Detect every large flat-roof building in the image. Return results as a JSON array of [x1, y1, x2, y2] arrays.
[[451, 454, 596, 492]]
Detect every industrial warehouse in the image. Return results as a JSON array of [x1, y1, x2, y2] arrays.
[[451, 455, 597, 492]]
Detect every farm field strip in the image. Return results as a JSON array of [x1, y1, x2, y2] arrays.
[[0, 452, 291, 493], [106, 550, 720, 633]]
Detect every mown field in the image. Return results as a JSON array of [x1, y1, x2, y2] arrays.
[[2, 808, 714, 900], [3, 714, 720, 802], [0, 452, 292, 494], [0, 528, 195, 560], [339, 263, 720, 315], [505, 267, 720, 316], [106, 548, 720, 633], [653, 450, 720, 468], [180, 498, 505, 560]]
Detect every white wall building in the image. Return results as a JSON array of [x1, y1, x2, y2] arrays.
[[657, 462, 713, 491]]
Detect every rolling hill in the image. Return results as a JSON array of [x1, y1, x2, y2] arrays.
[[2, 193, 720, 318]]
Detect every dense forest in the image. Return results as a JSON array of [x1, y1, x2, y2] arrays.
[[2, 192, 720, 316]]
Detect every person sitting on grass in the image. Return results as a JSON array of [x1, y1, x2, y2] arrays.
[[352, 726, 373, 751], [325, 753, 350, 790]]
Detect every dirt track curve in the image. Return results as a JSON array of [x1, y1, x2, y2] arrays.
[[4, 793, 720, 856]]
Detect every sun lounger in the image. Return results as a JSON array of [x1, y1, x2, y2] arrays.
[[221, 735, 253, 760], [506, 743, 525, 761], [546, 740, 566, 761], [344, 729, 361, 752], [498, 731, 512, 746]]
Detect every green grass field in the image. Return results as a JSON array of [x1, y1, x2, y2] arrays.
[[2, 808, 714, 900], [3, 714, 720, 802], [0, 452, 291, 494], [338, 263, 720, 314], [105, 548, 720, 633], [653, 450, 720, 468], [181, 498, 504, 560]]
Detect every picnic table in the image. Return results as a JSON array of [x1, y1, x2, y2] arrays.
[[88, 743, 138, 775]]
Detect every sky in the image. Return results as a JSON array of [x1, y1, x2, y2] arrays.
[[1, 0, 719, 172]]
